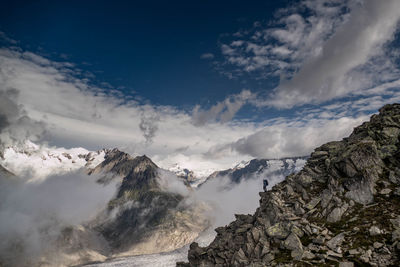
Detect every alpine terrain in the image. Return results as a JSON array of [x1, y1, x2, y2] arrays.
[[0, 138, 306, 266], [178, 104, 400, 266]]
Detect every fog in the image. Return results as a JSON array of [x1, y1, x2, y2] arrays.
[[0, 169, 119, 266], [188, 172, 286, 232]]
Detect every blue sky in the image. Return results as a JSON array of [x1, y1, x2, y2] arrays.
[[1, 0, 400, 175], [0, 0, 288, 111]]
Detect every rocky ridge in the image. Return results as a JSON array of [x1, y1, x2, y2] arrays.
[[178, 104, 400, 266]]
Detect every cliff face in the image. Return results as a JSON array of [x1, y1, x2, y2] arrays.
[[179, 104, 400, 267]]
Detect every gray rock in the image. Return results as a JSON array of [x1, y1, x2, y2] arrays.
[[251, 227, 262, 243], [265, 222, 290, 239], [235, 248, 248, 263], [348, 249, 359, 255], [305, 197, 321, 210], [327, 204, 348, 223], [302, 250, 315, 260], [326, 233, 345, 250], [311, 150, 329, 158], [339, 262, 354, 267], [379, 188, 392, 195], [262, 253, 274, 263], [369, 226, 382, 236], [261, 245, 270, 257], [392, 229, 400, 241], [291, 225, 304, 238], [283, 233, 303, 252], [390, 215, 400, 228], [313, 235, 325, 245], [291, 249, 303, 260], [373, 242, 383, 249], [326, 250, 343, 259], [320, 190, 333, 208], [294, 202, 305, 215], [360, 249, 372, 263]]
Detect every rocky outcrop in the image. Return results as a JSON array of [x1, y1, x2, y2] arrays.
[[178, 104, 400, 266]]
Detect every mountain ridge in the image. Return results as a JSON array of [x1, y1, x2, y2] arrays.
[[203, 157, 307, 186], [178, 103, 400, 266]]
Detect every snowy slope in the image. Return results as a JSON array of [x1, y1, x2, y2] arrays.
[[204, 157, 307, 185], [0, 140, 106, 181]]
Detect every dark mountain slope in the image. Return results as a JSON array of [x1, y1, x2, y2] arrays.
[[179, 104, 400, 266], [91, 149, 208, 255]]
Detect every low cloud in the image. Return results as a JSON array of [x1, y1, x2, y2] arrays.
[[157, 169, 191, 197], [206, 115, 368, 159], [188, 170, 288, 232], [0, 169, 118, 266]]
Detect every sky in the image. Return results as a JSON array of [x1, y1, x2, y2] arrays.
[[1, 0, 400, 176]]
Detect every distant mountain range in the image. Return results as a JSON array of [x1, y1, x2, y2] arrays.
[[0, 141, 306, 266], [203, 157, 307, 186]]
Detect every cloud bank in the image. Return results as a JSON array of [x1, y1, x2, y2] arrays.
[[0, 170, 118, 266]]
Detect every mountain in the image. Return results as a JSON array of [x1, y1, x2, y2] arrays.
[[0, 145, 209, 266], [0, 140, 106, 180], [169, 164, 198, 183], [179, 103, 400, 266], [90, 149, 209, 256], [203, 157, 307, 185]]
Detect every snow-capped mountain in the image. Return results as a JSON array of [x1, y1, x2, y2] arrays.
[[203, 157, 307, 185], [0, 140, 306, 267], [0, 140, 106, 181], [0, 141, 209, 267], [168, 163, 197, 182], [168, 164, 209, 188]]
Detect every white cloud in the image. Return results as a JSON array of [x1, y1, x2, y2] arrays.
[[219, 0, 400, 108], [0, 170, 118, 266], [0, 48, 258, 176], [219, 0, 352, 78], [0, 88, 46, 151], [222, 116, 368, 159], [192, 90, 254, 126], [269, 0, 400, 108], [1, 16, 399, 178], [200, 53, 214, 59]]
